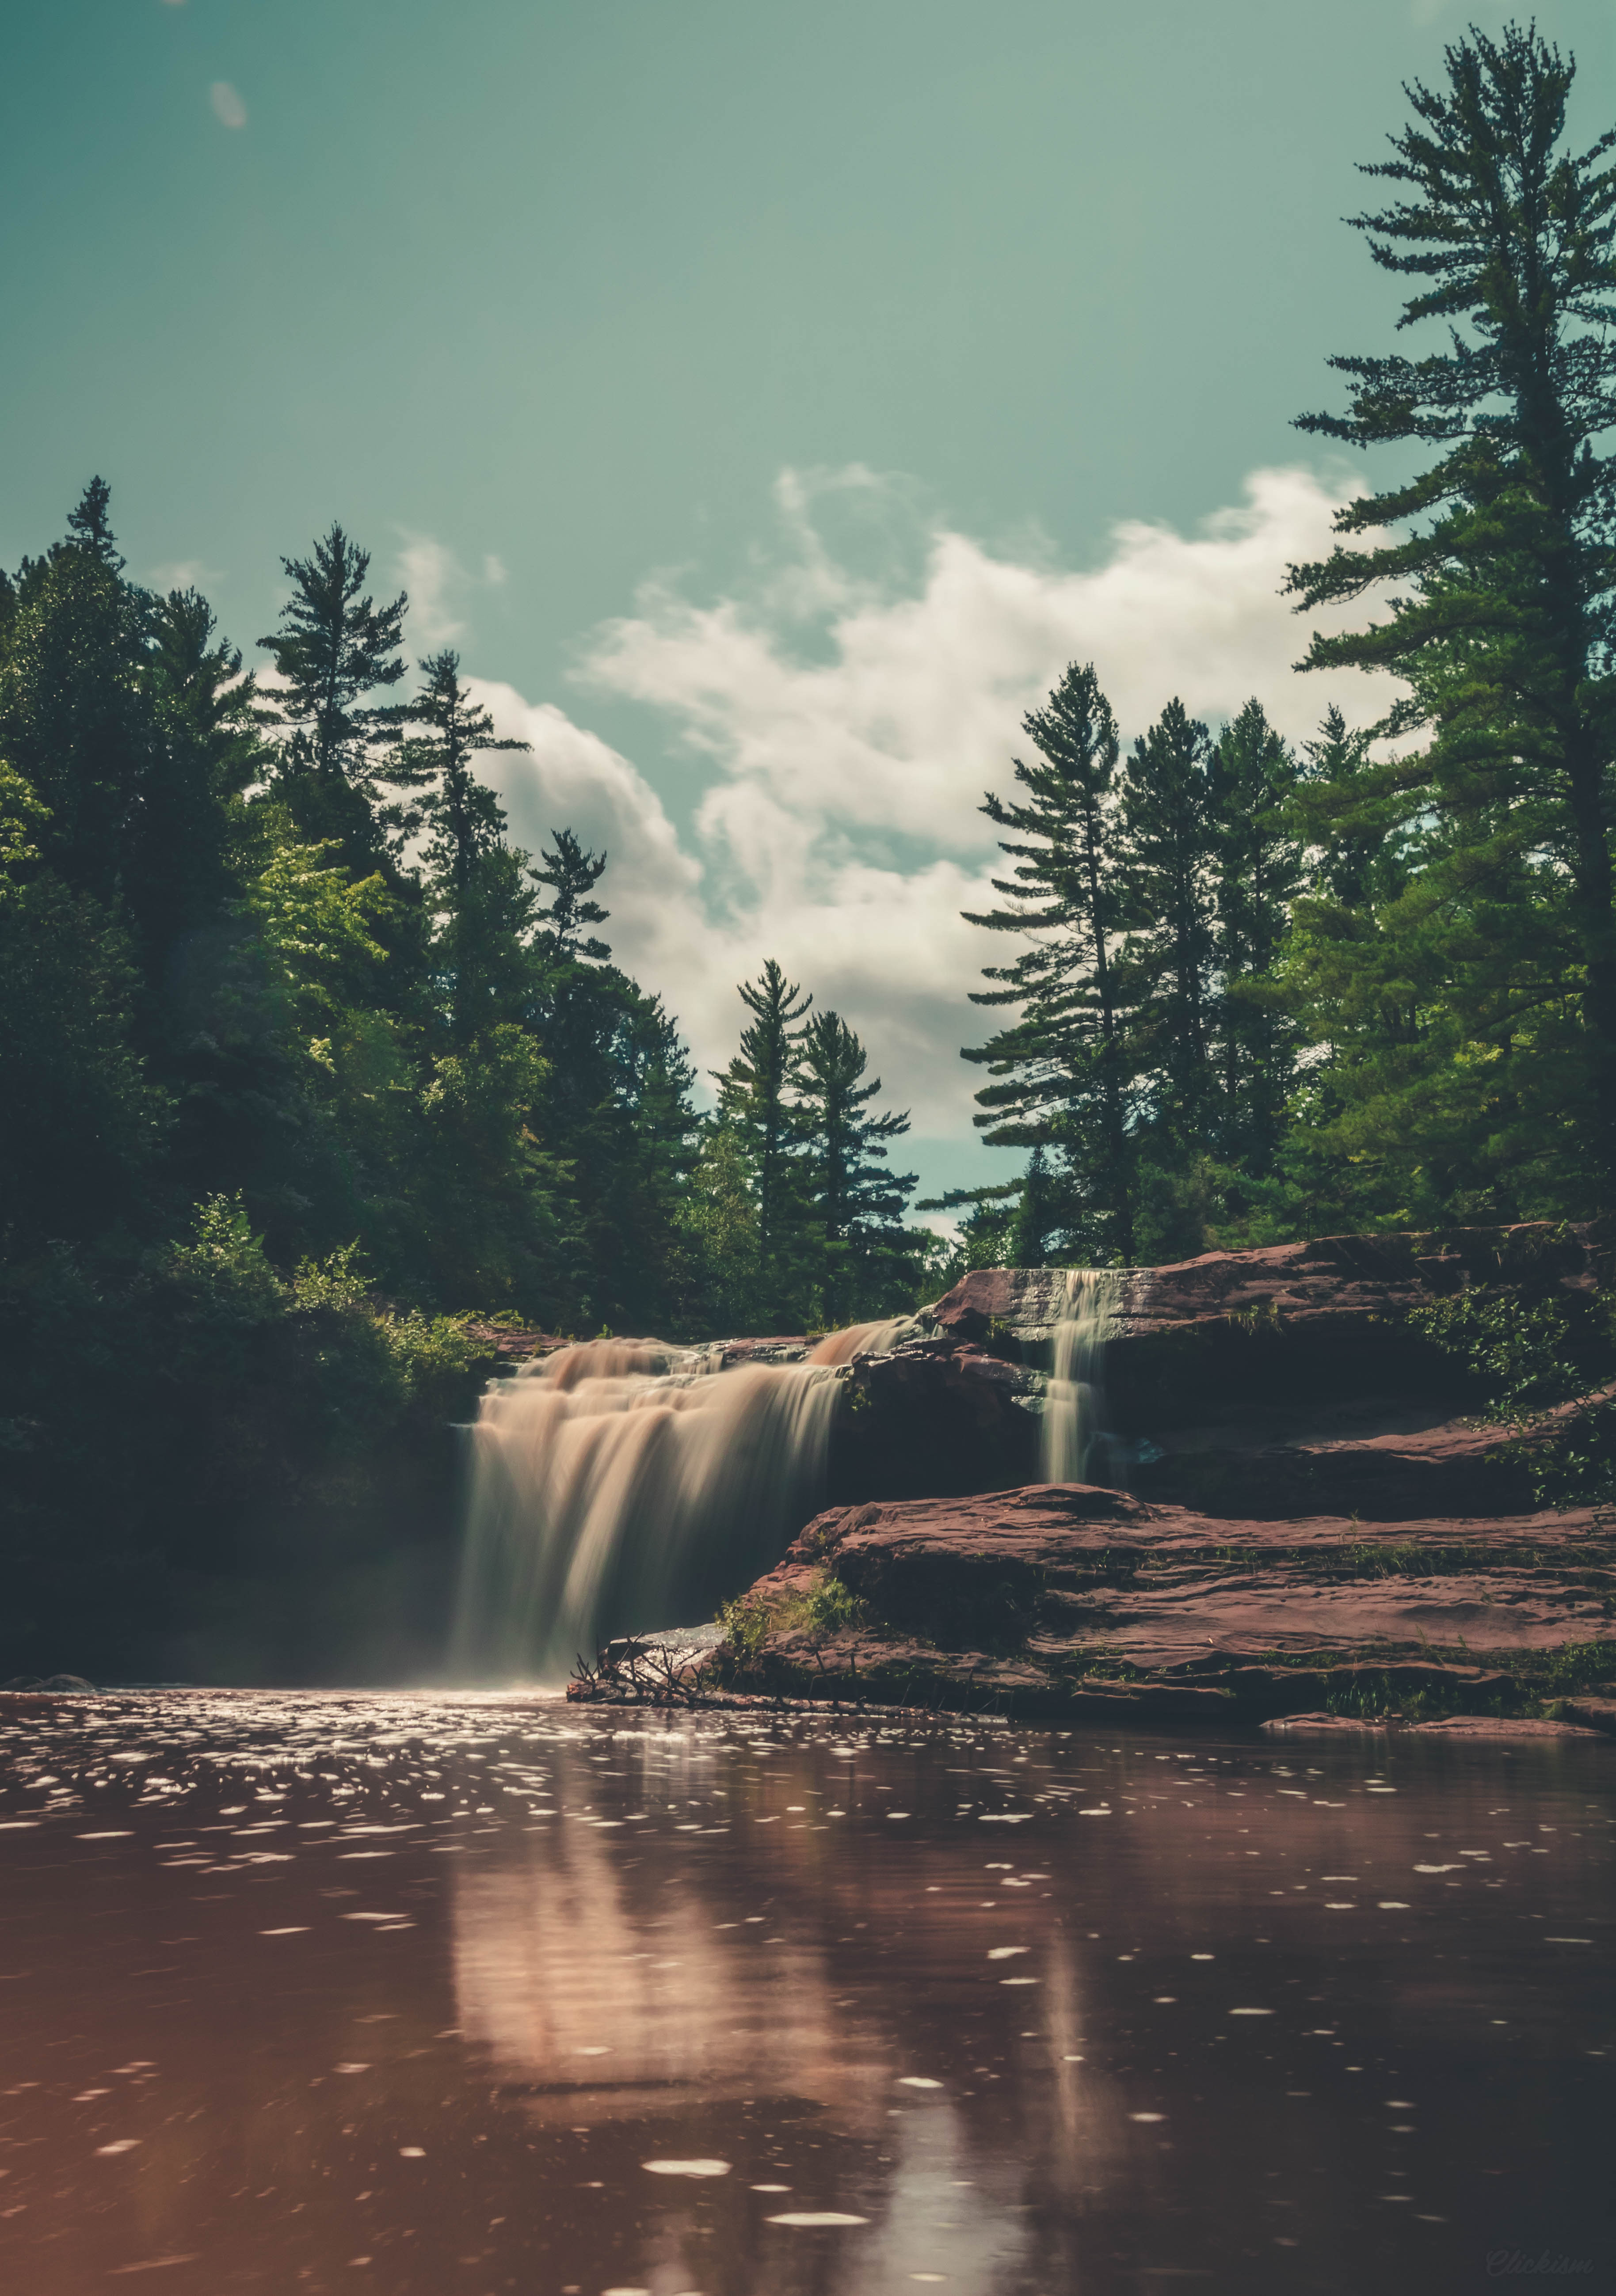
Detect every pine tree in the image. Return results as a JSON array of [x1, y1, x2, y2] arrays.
[[0, 482, 155, 912], [65, 476, 122, 568], [962, 662, 1134, 1260], [1008, 1145, 1060, 1268], [531, 828, 610, 964], [392, 650, 532, 1044], [257, 525, 408, 871], [1286, 21, 1616, 1201], [714, 960, 812, 1319], [799, 1008, 916, 1322], [1119, 697, 1218, 1137], [132, 587, 266, 973], [1208, 699, 1305, 1173]]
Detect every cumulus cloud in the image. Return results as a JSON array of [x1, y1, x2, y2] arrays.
[[583, 464, 1393, 865], [457, 465, 1393, 1136], [393, 533, 516, 649], [209, 81, 247, 129]]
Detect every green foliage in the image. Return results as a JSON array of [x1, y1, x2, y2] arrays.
[[717, 1568, 870, 1662], [964, 30, 1616, 1259], [1284, 21, 1616, 1215], [0, 871, 166, 1239], [963, 662, 1134, 1260], [257, 523, 408, 873], [1410, 1280, 1616, 1512], [964, 672, 1307, 1263]]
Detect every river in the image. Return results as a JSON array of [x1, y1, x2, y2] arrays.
[[0, 1693, 1609, 2293]]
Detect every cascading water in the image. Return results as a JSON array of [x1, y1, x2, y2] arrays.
[[805, 1316, 915, 1366], [452, 1323, 908, 1683], [1041, 1269, 1121, 1485]]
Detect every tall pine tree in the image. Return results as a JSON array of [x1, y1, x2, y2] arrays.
[[258, 525, 408, 874], [1286, 21, 1616, 1205], [392, 649, 532, 1045], [1119, 698, 1218, 1139], [799, 1008, 916, 1322], [962, 663, 1134, 1260], [714, 959, 813, 1323], [1208, 698, 1305, 1173]]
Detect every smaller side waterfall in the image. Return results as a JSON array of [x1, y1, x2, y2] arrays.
[[452, 1338, 851, 1683], [1041, 1269, 1121, 1484]]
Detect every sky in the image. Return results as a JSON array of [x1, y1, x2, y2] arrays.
[[5, 0, 1615, 1208]]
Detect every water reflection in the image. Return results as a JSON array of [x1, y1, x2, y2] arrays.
[[0, 1692, 1610, 2295]]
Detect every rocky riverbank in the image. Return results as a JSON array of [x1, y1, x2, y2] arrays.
[[570, 1226, 1616, 1730]]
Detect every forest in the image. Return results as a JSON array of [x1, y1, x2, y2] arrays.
[[4, 22, 1616, 1673]]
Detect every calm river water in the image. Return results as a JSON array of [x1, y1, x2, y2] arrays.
[[0, 1694, 1610, 2295]]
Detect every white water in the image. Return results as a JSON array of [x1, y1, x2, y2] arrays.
[[453, 1323, 910, 1682], [1041, 1269, 1120, 1484], [805, 1316, 915, 1365]]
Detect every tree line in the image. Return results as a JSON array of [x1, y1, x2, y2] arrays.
[[942, 22, 1616, 1271], [0, 497, 930, 1346]]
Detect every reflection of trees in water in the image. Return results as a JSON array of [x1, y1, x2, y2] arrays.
[[449, 1800, 1125, 2292]]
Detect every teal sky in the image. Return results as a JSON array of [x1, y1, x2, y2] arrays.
[[6, 0, 1615, 1205]]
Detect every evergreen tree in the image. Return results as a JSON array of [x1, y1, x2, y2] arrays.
[[1208, 698, 1305, 1173], [962, 663, 1135, 1260], [1007, 1145, 1061, 1268], [131, 588, 265, 975], [0, 482, 155, 912], [798, 1008, 916, 1322], [392, 650, 532, 1045], [714, 960, 813, 1322], [1286, 21, 1616, 1203], [65, 475, 122, 567], [531, 827, 610, 963], [518, 834, 699, 1332], [257, 525, 408, 871], [1119, 698, 1218, 1138]]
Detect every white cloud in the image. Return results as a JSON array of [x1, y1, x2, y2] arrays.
[[394, 534, 516, 649], [209, 81, 247, 129], [395, 533, 467, 648], [583, 464, 1393, 867], [146, 558, 224, 594], [484, 464, 1394, 1131], [441, 466, 1395, 1138]]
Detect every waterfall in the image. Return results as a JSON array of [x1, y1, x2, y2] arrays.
[[1041, 1269, 1120, 1485], [805, 1316, 915, 1366], [452, 1335, 866, 1683]]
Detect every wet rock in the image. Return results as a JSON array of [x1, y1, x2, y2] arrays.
[[826, 1341, 1040, 1503], [928, 1224, 1613, 1431], [1563, 1695, 1616, 1735]]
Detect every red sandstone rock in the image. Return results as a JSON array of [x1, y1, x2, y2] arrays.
[[930, 1224, 1610, 1345], [718, 1481, 1615, 1720]]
